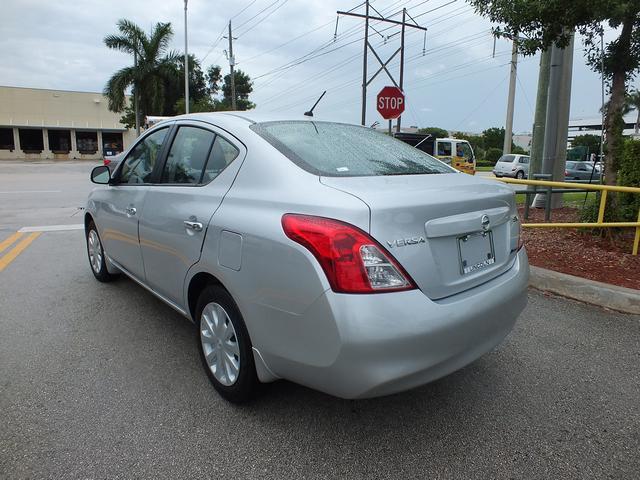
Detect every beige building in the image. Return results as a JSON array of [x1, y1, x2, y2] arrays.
[[0, 85, 136, 161]]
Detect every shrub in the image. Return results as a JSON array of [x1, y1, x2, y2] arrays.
[[476, 160, 495, 167], [617, 138, 640, 221], [484, 147, 503, 165]]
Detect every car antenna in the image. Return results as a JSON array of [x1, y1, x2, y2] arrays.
[[304, 91, 326, 117], [414, 134, 432, 149]]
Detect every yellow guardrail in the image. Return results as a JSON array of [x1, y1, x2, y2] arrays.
[[495, 178, 640, 256]]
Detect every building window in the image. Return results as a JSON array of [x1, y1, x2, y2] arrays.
[[0, 128, 14, 150], [48, 129, 71, 153], [76, 131, 98, 154], [19, 129, 44, 153], [102, 132, 123, 156]]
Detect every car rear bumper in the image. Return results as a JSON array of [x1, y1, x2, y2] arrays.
[[493, 170, 517, 178], [259, 249, 529, 399]]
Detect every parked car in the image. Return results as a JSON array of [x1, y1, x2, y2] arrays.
[[103, 151, 124, 174], [492, 154, 530, 179], [85, 113, 529, 402], [565, 161, 602, 182]]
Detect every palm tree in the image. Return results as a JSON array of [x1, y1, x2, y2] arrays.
[[626, 89, 640, 135], [103, 19, 178, 121]]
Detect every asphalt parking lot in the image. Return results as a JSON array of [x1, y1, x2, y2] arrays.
[[1, 162, 639, 479]]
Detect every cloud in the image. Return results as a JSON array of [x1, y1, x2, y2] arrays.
[[0, 0, 606, 133]]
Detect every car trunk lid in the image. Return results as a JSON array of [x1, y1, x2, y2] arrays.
[[320, 173, 520, 299]]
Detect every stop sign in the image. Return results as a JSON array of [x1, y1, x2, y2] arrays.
[[377, 86, 405, 120]]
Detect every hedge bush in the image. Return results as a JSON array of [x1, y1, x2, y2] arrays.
[[484, 147, 503, 165], [617, 138, 640, 221]]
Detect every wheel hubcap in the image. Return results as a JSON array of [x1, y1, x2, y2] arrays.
[[200, 302, 240, 386], [88, 230, 102, 274]]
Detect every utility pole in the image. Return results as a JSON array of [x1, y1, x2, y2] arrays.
[[134, 51, 140, 137], [228, 21, 237, 111], [533, 34, 575, 209], [503, 36, 518, 154], [360, 1, 369, 126], [184, 0, 189, 114], [529, 49, 551, 180], [396, 8, 406, 133], [337, 2, 426, 127]]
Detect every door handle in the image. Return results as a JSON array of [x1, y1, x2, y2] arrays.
[[125, 206, 137, 216], [184, 220, 203, 232]]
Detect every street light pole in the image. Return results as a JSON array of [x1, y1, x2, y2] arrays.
[[184, 0, 190, 114]]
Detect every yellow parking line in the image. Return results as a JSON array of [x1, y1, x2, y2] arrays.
[[0, 232, 42, 272], [0, 232, 24, 254]]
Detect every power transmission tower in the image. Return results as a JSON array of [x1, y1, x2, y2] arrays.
[[337, 1, 427, 129], [225, 21, 237, 110]]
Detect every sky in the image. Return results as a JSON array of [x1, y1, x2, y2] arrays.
[[1, 0, 635, 134]]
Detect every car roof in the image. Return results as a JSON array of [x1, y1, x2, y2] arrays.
[[167, 111, 347, 131]]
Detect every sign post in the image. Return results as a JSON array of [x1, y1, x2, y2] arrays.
[[377, 86, 405, 134]]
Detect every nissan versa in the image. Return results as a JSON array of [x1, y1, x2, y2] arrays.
[[85, 112, 529, 402]]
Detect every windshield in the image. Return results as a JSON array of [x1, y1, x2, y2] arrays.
[[251, 121, 455, 177]]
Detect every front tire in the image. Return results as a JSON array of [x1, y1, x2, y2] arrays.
[[196, 285, 259, 403], [86, 222, 118, 282]]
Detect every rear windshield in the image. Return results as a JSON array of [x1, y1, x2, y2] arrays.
[[566, 161, 576, 168], [250, 121, 455, 177], [497, 155, 516, 163]]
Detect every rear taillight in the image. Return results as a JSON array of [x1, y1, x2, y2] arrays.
[[565, 170, 568, 176], [103, 158, 111, 166], [282, 214, 416, 294]]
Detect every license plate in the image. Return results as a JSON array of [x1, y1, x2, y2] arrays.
[[458, 231, 495, 275]]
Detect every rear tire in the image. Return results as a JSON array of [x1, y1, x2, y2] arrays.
[[196, 285, 259, 403], [516, 170, 524, 179], [86, 221, 118, 282]]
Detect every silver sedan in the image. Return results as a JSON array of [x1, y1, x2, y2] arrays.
[[85, 113, 529, 402]]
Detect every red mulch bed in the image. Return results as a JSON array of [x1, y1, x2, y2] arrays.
[[519, 206, 640, 290]]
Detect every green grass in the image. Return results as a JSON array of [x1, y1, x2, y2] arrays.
[[515, 191, 596, 205], [476, 166, 494, 172]]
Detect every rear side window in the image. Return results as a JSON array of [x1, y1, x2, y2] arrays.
[[202, 136, 239, 183], [251, 121, 454, 177], [119, 127, 168, 184], [161, 126, 215, 184], [498, 155, 516, 163]]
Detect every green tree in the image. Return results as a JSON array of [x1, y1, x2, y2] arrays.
[[626, 89, 640, 134], [482, 127, 505, 150], [571, 134, 601, 155], [484, 147, 503, 164], [168, 54, 210, 114], [103, 19, 179, 122], [466, 0, 640, 188], [220, 70, 255, 111], [416, 127, 449, 138]]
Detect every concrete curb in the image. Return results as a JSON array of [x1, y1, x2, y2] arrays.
[[529, 266, 640, 315]]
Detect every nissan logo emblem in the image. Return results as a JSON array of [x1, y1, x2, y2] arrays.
[[481, 214, 490, 231]]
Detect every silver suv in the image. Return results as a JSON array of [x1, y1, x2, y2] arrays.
[[86, 113, 529, 402]]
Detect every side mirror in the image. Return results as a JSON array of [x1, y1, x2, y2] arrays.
[[91, 165, 111, 185]]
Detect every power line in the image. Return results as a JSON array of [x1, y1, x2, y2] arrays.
[[236, 0, 290, 38]]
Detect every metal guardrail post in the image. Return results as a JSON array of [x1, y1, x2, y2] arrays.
[[495, 177, 640, 255]]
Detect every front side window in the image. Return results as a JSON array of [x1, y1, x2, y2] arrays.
[[161, 126, 215, 184], [119, 127, 168, 184], [251, 121, 454, 177], [437, 141, 452, 156], [456, 142, 473, 161]]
